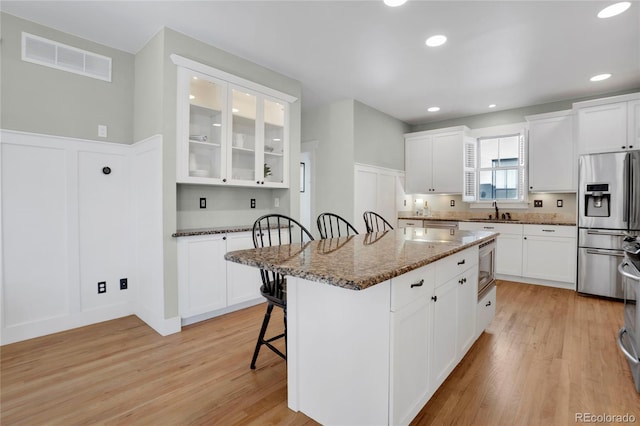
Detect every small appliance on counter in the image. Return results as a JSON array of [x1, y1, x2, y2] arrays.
[[618, 235, 640, 393]]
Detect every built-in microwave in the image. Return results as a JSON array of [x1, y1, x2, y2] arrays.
[[478, 239, 496, 300]]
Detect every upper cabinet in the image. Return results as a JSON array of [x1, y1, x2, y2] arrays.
[[526, 110, 575, 192], [173, 55, 296, 188], [574, 93, 640, 155], [404, 126, 468, 194]]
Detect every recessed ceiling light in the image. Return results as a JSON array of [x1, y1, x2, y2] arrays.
[[212, 123, 221, 127], [488, 104, 497, 108], [273, 138, 281, 142], [192, 76, 198, 80], [232, 108, 239, 113], [189, 95, 195, 100], [428, 106, 440, 112], [590, 73, 612, 82], [425, 35, 447, 47], [384, 0, 407, 7], [597, 2, 631, 18]]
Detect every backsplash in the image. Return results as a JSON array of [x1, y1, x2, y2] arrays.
[[399, 193, 577, 223], [176, 184, 287, 230]]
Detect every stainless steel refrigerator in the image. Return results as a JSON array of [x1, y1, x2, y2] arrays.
[[577, 151, 640, 298]]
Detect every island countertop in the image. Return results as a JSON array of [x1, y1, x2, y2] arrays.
[[224, 228, 497, 291]]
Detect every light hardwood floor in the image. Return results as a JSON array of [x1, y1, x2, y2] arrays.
[[1, 281, 639, 425]]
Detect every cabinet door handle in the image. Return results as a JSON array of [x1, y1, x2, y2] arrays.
[[411, 279, 424, 288], [223, 236, 226, 240], [431, 295, 438, 302], [483, 226, 495, 230], [486, 300, 492, 307], [406, 222, 415, 226], [223, 178, 227, 182], [542, 229, 556, 233], [459, 277, 467, 285], [457, 259, 466, 265]]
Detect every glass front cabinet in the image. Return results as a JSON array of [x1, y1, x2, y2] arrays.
[[174, 55, 294, 188]]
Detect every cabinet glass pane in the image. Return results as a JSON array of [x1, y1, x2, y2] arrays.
[[189, 76, 223, 179], [231, 89, 257, 182], [264, 99, 285, 184]]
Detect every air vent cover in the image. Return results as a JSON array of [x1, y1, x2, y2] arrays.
[[22, 32, 112, 82]]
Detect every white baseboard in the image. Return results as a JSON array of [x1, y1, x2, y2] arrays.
[[181, 298, 265, 327], [1, 303, 134, 345], [135, 306, 181, 336], [496, 274, 576, 291]]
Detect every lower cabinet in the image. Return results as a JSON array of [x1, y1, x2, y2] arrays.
[[177, 232, 263, 323], [476, 285, 497, 340], [390, 245, 481, 425], [522, 225, 576, 283], [397, 218, 423, 228], [458, 222, 576, 286]]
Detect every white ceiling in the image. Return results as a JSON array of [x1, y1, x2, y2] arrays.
[[2, 1, 639, 125]]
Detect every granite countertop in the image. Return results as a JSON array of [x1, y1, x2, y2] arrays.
[[399, 214, 576, 226], [224, 228, 498, 291], [172, 225, 256, 237]]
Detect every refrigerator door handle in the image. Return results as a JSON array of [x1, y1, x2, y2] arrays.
[[631, 154, 638, 229], [586, 229, 628, 237], [624, 153, 629, 223], [586, 249, 624, 256]]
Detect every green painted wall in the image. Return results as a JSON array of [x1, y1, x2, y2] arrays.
[[0, 13, 134, 143]]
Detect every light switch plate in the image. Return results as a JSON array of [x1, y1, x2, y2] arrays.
[[557, 199, 563, 208], [200, 198, 206, 209], [98, 125, 107, 138]]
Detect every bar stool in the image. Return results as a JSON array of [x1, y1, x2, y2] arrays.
[[363, 211, 394, 233], [250, 214, 314, 369], [316, 212, 359, 239]]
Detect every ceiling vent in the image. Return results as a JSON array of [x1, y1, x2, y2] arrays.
[[22, 32, 112, 82]]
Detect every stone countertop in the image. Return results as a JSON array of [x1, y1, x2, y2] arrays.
[[172, 225, 255, 237], [399, 215, 576, 226], [224, 228, 498, 291]]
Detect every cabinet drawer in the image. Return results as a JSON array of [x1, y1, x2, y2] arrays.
[[435, 245, 478, 287], [398, 219, 423, 228], [476, 285, 496, 337], [459, 222, 523, 235], [523, 224, 576, 238], [391, 263, 435, 312]]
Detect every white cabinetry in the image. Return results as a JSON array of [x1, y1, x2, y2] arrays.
[[354, 163, 405, 234], [390, 265, 434, 426], [431, 246, 478, 390], [173, 55, 296, 188], [398, 218, 423, 228], [522, 225, 576, 284], [526, 110, 575, 192], [225, 232, 262, 305], [476, 285, 496, 340], [177, 232, 263, 323], [459, 222, 523, 276], [404, 126, 468, 194], [574, 93, 640, 154]]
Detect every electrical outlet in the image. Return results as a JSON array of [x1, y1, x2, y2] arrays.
[[557, 199, 563, 208], [200, 197, 206, 209], [250, 198, 256, 208], [98, 125, 107, 138], [274, 197, 280, 208], [120, 278, 128, 290], [98, 281, 106, 294], [534, 200, 543, 207], [450, 200, 455, 207]]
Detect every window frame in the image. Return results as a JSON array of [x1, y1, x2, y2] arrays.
[[463, 125, 528, 207]]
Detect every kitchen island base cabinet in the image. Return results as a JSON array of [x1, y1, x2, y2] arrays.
[[286, 245, 487, 426]]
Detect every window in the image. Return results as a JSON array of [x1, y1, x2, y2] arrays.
[[463, 132, 526, 203]]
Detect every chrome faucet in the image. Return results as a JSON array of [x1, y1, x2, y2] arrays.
[[492, 200, 499, 219]]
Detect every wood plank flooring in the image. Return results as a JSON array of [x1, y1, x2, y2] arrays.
[[2, 280, 639, 425]]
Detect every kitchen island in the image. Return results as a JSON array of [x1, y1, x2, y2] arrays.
[[225, 227, 498, 425]]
